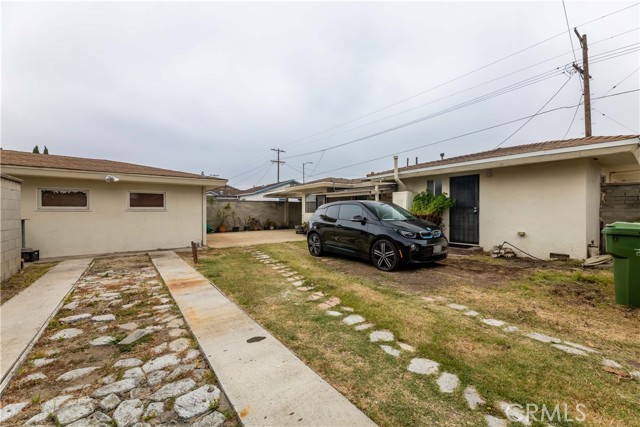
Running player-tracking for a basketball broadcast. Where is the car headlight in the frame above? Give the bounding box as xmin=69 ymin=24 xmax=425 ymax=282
xmin=397 ymin=229 xmax=418 ymax=238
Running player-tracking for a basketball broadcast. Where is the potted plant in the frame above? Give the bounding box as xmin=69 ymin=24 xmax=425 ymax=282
xmin=247 ymin=217 xmax=261 ymax=231
xmin=215 ymin=203 xmax=234 ymax=232
xmin=243 ymin=216 xmax=251 ymax=231
xmin=410 ymin=191 xmax=455 ymax=227
xmin=264 ymin=219 xmax=275 ymax=230
xmin=231 ymin=213 xmax=241 ymax=232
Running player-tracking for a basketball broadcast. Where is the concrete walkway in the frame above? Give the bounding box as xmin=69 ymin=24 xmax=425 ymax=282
xmin=207 ymin=229 xmax=305 ymax=248
xmin=150 ymin=251 xmax=376 ymax=427
xmin=0 ymin=258 xmax=92 ymax=392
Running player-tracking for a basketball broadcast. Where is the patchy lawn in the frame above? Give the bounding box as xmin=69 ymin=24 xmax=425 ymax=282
xmin=1 ymin=262 xmax=57 ymax=304
xmin=191 ymin=243 xmax=639 ymax=427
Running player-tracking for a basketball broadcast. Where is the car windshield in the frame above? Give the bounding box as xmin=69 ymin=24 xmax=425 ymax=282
xmin=367 ymin=202 xmax=416 ymax=221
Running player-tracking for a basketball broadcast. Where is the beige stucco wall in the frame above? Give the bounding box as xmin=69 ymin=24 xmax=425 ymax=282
xmin=1 ymin=176 xmax=22 ymax=280
xmin=400 ymin=159 xmax=600 ymax=259
xmin=18 ymin=177 xmax=206 ymax=258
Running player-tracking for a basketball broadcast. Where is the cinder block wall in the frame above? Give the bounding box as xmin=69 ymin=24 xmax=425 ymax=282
xmin=1 ymin=175 xmax=22 ymax=281
xmin=601 ymin=183 xmax=640 ymax=224
xmin=207 ymin=199 xmax=302 ymax=229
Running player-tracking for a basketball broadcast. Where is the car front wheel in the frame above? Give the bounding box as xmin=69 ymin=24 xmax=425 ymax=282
xmin=371 ymin=239 xmax=400 ymax=271
xmin=308 ymin=232 xmax=324 ymax=257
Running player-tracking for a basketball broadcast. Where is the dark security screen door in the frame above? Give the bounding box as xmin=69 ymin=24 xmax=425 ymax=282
xmin=449 ymin=175 xmax=479 ymax=244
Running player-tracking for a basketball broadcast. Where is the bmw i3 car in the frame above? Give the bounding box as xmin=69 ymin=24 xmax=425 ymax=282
xmin=306 ymin=200 xmax=448 ymax=271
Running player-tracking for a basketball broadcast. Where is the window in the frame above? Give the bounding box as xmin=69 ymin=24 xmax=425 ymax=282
xmin=338 ymin=204 xmax=364 ymax=220
xmin=38 ymin=188 xmax=89 ymax=210
xmin=305 ymin=194 xmax=326 ymax=214
xmin=426 ymin=179 xmax=442 ymax=196
xmin=128 ymin=192 xmax=165 ymax=210
xmin=323 ymin=205 xmax=339 ymax=222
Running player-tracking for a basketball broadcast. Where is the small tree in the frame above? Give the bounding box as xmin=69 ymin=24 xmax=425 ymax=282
xmin=32 ymin=145 xmax=40 ymax=154
xmin=43 ymin=146 xmax=49 ymax=154
xmin=410 ymin=191 xmax=455 ymax=226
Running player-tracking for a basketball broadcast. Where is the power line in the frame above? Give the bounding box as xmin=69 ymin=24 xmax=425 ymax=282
xmin=600 ymin=67 xmax=640 ymax=97
xmin=562 ymin=0 xmax=579 ymax=64
xmin=254 ymin=163 xmax=274 ymax=187
xmin=226 ymin=32 xmax=639 ymax=181
xmin=281 ymin=2 xmax=639 ymax=146
xmin=593 ymin=107 xmax=638 ymax=133
xmin=285 ymin=33 xmax=639 ymax=155
xmin=563 ymin=92 xmax=583 ymax=139
xmin=494 ymin=75 xmax=574 ymax=149
xmin=311 ymin=89 xmax=639 ymax=176
xmin=284 ymin=71 xmax=569 ymax=161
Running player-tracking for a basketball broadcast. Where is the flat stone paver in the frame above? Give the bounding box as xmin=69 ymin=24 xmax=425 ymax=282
xmin=463 ymin=385 xmax=484 ymax=410
xmin=0 ymin=258 xmax=92 ymax=392
xmin=525 ymin=332 xmax=561 ymax=343
xmin=552 ymin=344 xmax=588 ymax=356
xmin=369 ymin=330 xmax=394 ymax=342
xmin=436 ymin=372 xmax=459 ymax=393
xmin=407 ymin=358 xmax=439 ymax=375
xmin=150 ymin=250 xmax=376 ymax=427
xmin=343 ymin=314 xmax=366 ymax=325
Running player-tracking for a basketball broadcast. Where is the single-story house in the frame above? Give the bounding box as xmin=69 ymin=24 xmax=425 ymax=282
xmin=0 ymin=150 xmax=226 ymax=258
xmin=207 ymin=185 xmax=242 ymax=200
xmin=264 ymin=177 xmax=398 ymax=222
xmin=365 ymin=135 xmax=640 ymax=259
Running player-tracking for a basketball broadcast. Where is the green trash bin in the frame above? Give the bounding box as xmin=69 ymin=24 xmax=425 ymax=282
xmin=602 ymin=222 xmax=640 ymax=307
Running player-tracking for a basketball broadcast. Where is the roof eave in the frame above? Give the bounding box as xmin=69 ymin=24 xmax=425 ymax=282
xmin=2 ymin=165 xmax=227 ymax=188
xmin=367 ymin=139 xmax=640 ymax=180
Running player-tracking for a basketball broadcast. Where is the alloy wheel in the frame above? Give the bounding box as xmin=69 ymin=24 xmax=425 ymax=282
xmin=371 ymin=240 xmax=398 ymax=271
xmin=308 ymin=233 xmax=322 ymax=256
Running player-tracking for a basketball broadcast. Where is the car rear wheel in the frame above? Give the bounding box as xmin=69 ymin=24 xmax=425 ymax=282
xmin=308 ymin=232 xmax=324 ymax=257
xmin=371 ymin=239 xmax=400 ymax=271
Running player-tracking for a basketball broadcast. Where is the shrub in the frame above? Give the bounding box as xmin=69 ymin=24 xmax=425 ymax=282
xmin=410 ymin=191 xmax=455 ymax=225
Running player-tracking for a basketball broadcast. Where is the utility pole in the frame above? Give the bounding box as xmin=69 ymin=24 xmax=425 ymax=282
xmin=271 ymin=148 xmax=285 ymax=183
xmin=572 ymin=28 xmax=592 ymax=137
xmin=302 ymin=162 xmax=313 ymax=183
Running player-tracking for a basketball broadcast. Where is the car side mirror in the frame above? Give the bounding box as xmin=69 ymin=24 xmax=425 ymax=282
xmin=351 ymin=215 xmax=366 ymax=223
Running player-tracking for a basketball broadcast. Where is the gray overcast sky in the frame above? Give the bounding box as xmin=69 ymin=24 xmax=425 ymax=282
xmin=2 ymin=1 xmax=639 ymax=188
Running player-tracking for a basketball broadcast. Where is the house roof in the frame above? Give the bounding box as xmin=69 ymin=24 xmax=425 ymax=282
xmin=236 ymin=179 xmax=299 ymax=196
xmin=208 ymin=185 xmax=242 ymax=197
xmin=367 ymin=135 xmax=640 ymax=177
xmin=1 ymin=150 xmax=224 ymax=182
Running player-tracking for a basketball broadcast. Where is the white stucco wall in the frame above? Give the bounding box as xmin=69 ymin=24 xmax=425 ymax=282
xmin=19 ymin=177 xmax=206 ymax=258
xmin=1 ymin=176 xmax=22 ymax=280
xmin=400 ymin=159 xmax=599 ymax=259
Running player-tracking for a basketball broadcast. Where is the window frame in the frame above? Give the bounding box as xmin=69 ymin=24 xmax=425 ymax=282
xmin=126 ymin=191 xmax=167 ymax=211
xmin=37 ymin=187 xmax=90 ymax=211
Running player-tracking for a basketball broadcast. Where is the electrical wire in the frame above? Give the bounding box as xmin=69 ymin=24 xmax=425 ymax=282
xmin=227 ymin=31 xmax=639 ymax=181
xmin=253 ymin=163 xmax=274 ymax=187
xmin=562 ymin=0 xmax=579 ymax=64
xmin=593 ymin=107 xmax=638 ymax=133
xmin=280 ymin=2 xmax=639 ymax=146
xmin=311 ymin=89 xmax=639 ymax=176
xmin=497 ymin=241 xmax=546 ymax=261
xmin=494 ymin=75 xmax=574 ymax=149
xmin=562 ymin=92 xmax=583 ymax=139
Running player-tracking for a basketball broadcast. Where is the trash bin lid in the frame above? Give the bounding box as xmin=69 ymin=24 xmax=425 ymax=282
xmin=602 ymin=221 xmax=640 ymax=236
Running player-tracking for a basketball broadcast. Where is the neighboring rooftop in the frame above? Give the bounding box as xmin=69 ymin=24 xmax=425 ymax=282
xmin=1 ymin=149 xmax=220 ymax=180
xmin=367 ymin=135 xmax=639 ymax=177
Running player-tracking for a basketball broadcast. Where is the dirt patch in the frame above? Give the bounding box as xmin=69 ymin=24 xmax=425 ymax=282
xmin=321 ymin=253 xmax=543 ymax=293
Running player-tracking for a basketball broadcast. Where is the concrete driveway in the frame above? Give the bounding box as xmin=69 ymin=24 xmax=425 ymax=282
xmin=207 ymin=229 xmax=306 ymax=248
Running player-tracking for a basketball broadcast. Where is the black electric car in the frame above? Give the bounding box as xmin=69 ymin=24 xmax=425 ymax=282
xmin=307 ymin=200 xmax=448 ymax=271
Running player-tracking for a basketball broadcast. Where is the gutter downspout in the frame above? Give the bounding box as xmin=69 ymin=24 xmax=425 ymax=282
xmin=393 ymin=155 xmax=407 ymax=191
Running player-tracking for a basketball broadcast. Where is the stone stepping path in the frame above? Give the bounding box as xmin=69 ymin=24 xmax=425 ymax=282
xmin=250 ymin=250 xmax=510 ymax=424
xmin=0 ymin=256 xmax=232 ymax=427
xmin=251 ymin=249 xmax=629 ymax=426
xmin=423 ymin=295 xmax=635 ymax=378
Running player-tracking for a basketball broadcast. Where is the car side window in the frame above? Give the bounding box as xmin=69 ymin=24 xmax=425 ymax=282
xmin=338 ymin=204 xmax=364 ymax=221
xmin=323 ymin=205 xmax=339 ymax=222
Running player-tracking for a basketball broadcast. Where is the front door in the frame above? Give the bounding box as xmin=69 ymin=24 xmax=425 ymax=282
xmin=449 ymin=175 xmax=479 ymax=244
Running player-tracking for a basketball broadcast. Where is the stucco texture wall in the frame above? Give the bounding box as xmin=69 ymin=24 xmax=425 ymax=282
xmin=1 ymin=176 xmax=22 ymax=280
xmin=20 ymin=177 xmax=205 ymax=258
xmin=207 ymin=199 xmax=302 ymax=229
xmin=401 ymin=159 xmax=599 ymax=259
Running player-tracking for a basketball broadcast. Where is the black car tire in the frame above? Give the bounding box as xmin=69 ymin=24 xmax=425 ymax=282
xmin=370 ymin=238 xmax=400 ymax=271
xmin=308 ymin=232 xmax=324 ymax=257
